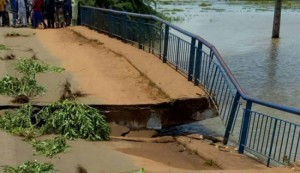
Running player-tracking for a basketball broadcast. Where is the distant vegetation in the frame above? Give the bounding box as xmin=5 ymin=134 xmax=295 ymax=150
xmin=80 ymin=0 xmax=161 ymax=16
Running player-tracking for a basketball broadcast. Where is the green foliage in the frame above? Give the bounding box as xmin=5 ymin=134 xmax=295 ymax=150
xmin=38 ymin=100 xmax=110 ymax=141
xmin=14 ymin=58 xmax=65 ymax=79
xmin=0 ymin=44 xmax=10 ymax=50
xmin=1 ymin=161 xmax=55 ymax=173
xmin=30 ymin=136 xmax=69 ymax=158
xmin=0 ymin=100 xmax=110 ymax=141
xmin=0 ymin=58 xmax=64 ymax=100
xmin=93 ymin=0 xmax=164 ymax=17
xmin=0 ymin=104 xmax=34 ymax=132
xmin=0 ymin=75 xmax=46 ymax=97
xmin=0 ymin=104 xmax=40 ymax=139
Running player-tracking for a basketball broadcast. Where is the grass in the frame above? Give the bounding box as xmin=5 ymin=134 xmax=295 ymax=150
xmin=30 ymin=136 xmax=69 ymax=158
xmin=1 ymin=161 xmax=55 ymax=173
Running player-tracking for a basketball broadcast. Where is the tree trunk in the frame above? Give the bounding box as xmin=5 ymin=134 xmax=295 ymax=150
xmin=272 ymin=0 xmax=282 ymax=38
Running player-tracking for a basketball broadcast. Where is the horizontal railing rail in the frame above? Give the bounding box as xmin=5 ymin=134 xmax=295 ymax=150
xmin=80 ymin=5 xmax=300 ymax=166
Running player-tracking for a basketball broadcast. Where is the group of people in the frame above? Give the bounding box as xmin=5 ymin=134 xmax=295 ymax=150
xmin=0 ymin=0 xmax=72 ymax=28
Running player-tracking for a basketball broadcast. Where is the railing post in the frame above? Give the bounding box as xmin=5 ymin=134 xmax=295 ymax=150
xmin=239 ymin=100 xmax=252 ymax=154
xmin=203 ymin=49 xmax=214 ymax=88
xmin=159 ymin=23 xmax=163 ymax=59
xmin=162 ymin=25 xmax=169 ymax=63
xmin=108 ymin=13 xmax=113 ymax=36
xmin=188 ymin=37 xmax=196 ymax=81
xmin=223 ymin=92 xmax=241 ymax=145
xmin=77 ymin=2 xmax=82 ymax=25
xmin=194 ymin=41 xmax=202 ymax=85
xmin=121 ymin=15 xmax=128 ymax=42
xmin=175 ymin=39 xmax=180 ymax=71
xmin=267 ymin=119 xmax=278 ymax=167
xmin=138 ymin=19 xmax=144 ymax=49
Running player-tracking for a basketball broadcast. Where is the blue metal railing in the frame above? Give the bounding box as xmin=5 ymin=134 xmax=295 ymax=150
xmin=79 ymin=5 xmax=300 ymax=166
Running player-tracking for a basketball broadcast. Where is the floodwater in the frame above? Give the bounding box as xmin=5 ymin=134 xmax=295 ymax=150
xmin=159 ymin=0 xmax=300 ymax=108
xmin=157 ymin=1 xmax=300 ymax=145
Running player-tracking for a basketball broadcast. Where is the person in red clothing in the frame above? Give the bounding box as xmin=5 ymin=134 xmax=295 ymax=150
xmin=32 ymin=0 xmax=47 ymax=28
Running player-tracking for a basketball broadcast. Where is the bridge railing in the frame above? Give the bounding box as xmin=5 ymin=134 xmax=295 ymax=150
xmin=79 ymin=5 xmax=300 ymax=166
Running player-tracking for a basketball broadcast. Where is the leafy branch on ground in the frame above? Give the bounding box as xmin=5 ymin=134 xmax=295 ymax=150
xmin=37 ymin=100 xmax=110 ymax=140
xmin=1 ymin=161 xmax=55 ymax=173
xmin=0 ymin=104 xmax=39 ymax=140
xmin=14 ymin=58 xmax=64 ymax=79
xmin=30 ymin=136 xmax=69 ymax=158
xmin=0 ymin=100 xmax=110 ymax=141
xmin=0 ymin=75 xmax=46 ymax=100
xmin=0 ymin=57 xmax=64 ymax=102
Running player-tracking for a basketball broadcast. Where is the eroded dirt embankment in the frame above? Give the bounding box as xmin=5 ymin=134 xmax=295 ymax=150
xmin=34 ymin=27 xmax=206 ymax=105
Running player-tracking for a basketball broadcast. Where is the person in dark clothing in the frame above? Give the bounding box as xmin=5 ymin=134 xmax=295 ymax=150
xmin=3 ymin=0 xmax=10 ymax=26
xmin=0 ymin=0 xmax=5 ymax=26
xmin=63 ymin=0 xmax=71 ymax=26
xmin=45 ymin=0 xmax=54 ymax=28
xmin=32 ymin=0 xmax=47 ymax=28
xmin=10 ymin=0 xmax=17 ymax=26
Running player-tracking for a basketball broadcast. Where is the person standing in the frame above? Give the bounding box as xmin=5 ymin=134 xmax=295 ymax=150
xmin=18 ymin=0 xmax=27 ymax=26
xmin=32 ymin=0 xmax=47 ymax=28
xmin=63 ymin=0 xmax=71 ymax=26
xmin=0 ymin=0 xmax=5 ymax=26
xmin=10 ymin=0 xmax=17 ymax=26
xmin=45 ymin=0 xmax=54 ymax=28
